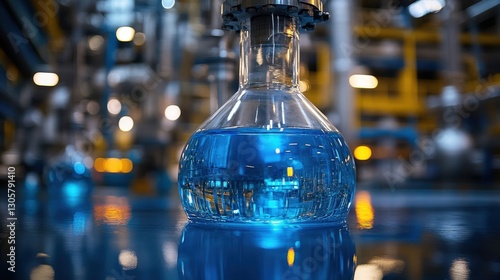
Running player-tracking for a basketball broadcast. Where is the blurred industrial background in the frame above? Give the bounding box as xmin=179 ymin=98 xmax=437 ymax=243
xmin=1 ymin=1 xmax=500 ymax=279
xmin=1 ymin=0 xmax=499 ymax=190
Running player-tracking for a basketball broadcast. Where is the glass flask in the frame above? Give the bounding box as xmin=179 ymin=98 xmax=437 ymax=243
xmin=178 ymin=2 xmax=355 ymax=225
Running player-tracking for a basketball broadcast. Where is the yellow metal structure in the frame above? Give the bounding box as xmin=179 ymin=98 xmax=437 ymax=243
xmin=31 ymin=0 xmax=65 ymax=53
xmin=357 ymin=30 xmax=421 ymax=115
xmin=303 ymin=42 xmax=332 ymax=107
xmin=350 ymin=25 xmax=500 ymax=133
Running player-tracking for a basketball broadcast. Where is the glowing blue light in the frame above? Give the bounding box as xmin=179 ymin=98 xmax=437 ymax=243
xmin=73 ymin=212 xmax=87 ymax=234
xmin=62 ymin=181 xmax=89 ymax=207
xmin=259 ymin=134 xmax=284 ymax=162
xmin=259 ymin=235 xmax=281 ymax=249
xmin=63 ymin=181 xmax=84 ymax=198
xmin=267 ymin=200 xmax=279 ymax=208
xmin=25 ymin=172 xmax=40 ymax=193
xmin=73 ymin=162 xmax=86 ymax=175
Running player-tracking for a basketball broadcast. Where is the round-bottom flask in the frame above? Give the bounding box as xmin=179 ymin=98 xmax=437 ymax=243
xmin=178 ymin=8 xmax=355 ymax=225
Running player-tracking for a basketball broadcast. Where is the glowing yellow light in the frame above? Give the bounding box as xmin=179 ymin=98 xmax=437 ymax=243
xmin=299 ymin=80 xmax=310 ymax=92
xmin=94 ymin=158 xmax=106 ymax=172
xmin=105 ymin=158 xmax=122 ymax=173
xmin=164 ymin=105 xmax=181 ymax=121
xmin=116 ymin=26 xmax=135 ymax=42
xmin=369 ymin=257 xmax=405 ymax=274
xmin=118 ymin=116 xmax=134 ymax=132
xmin=94 ymin=196 xmax=131 ymax=225
xmin=95 ymin=158 xmax=133 ymax=173
xmin=287 ymin=247 xmax=295 ymax=267
xmin=450 ymin=258 xmax=469 ymax=280
xmin=354 ymin=264 xmax=383 ymax=280
xmin=354 ymin=145 xmax=372 ymax=161
xmin=33 ymin=72 xmax=59 ymax=87
xmin=355 ymin=191 xmax=374 ymax=229
xmin=121 ymin=158 xmax=133 ymax=173
xmin=30 ymin=263 xmax=55 ymax=279
xmin=349 ymin=74 xmax=378 ymax=89
xmin=287 ymin=167 xmax=294 ymax=177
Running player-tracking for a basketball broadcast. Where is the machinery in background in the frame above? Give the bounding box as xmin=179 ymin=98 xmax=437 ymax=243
xmin=0 ymin=0 xmax=499 ymax=188
xmin=347 ymin=0 xmax=500 ymax=186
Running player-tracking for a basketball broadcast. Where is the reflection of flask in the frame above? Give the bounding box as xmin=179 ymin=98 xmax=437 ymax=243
xmin=178 ymin=2 xmax=355 ymax=224
xmin=178 ymin=223 xmax=355 ymax=280
xmin=45 ymin=145 xmax=93 ymax=208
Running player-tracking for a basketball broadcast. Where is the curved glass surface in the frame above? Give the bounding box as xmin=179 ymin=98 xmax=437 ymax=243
xmin=177 ymin=223 xmax=356 ymax=280
xmin=178 ymin=14 xmax=355 ymax=224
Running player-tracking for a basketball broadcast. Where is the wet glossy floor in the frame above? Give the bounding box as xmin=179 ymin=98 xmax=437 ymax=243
xmin=2 ymin=185 xmax=500 ymax=280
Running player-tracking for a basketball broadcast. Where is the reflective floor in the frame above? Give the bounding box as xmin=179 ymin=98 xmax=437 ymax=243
xmin=2 ymin=184 xmax=500 ymax=280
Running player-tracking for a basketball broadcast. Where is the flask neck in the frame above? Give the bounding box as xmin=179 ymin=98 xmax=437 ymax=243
xmin=239 ymin=14 xmax=300 ymax=90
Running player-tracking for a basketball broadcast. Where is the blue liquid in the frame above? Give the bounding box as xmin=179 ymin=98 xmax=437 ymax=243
xmin=178 ymin=223 xmax=355 ymax=280
xmin=178 ymin=128 xmax=355 ymax=224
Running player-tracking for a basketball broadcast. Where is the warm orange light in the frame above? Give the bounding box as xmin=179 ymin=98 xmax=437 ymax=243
xmin=287 ymin=247 xmax=295 ymax=267
xmin=94 ymin=158 xmax=106 ymax=172
xmin=121 ymin=159 xmax=133 ymax=173
xmin=94 ymin=196 xmax=131 ymax=225
xmin=355 ymin=191 xmax=374 ymax=229
xmin=105 ymin=158 xmax=122 ymax=173
xmin=94 ymin=158 xmax=133 ymax=173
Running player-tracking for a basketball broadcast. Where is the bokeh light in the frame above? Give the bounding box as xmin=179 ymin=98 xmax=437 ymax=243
xmin=107 ymin=98 xmax=122 ymax=115
xmin=33 ymin=72 xmax=59 ymax=87
xmin=164 ymin=105 xmax=181 ymax=121
xmin=116 ymin=26 xmax=135 ymax=42
xmin=118 ymin=116 xmax=134 ymax=132
xmin=354 ymin=145 xmax=372 ymax=161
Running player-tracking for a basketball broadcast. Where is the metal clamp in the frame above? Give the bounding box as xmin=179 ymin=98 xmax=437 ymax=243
xmin=221 ymin=0 xmax=329 ymax=31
